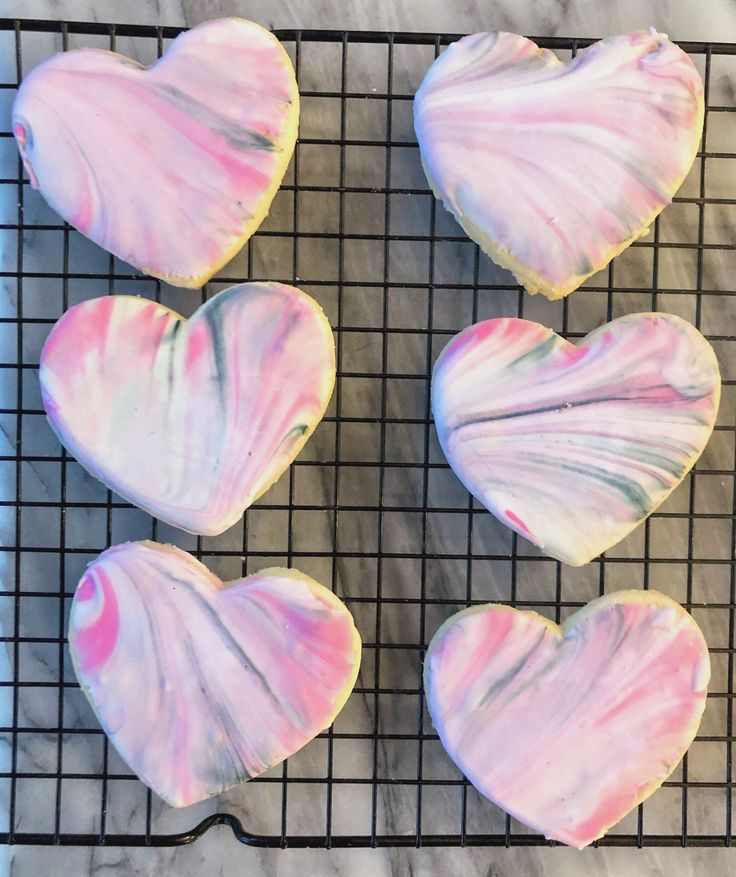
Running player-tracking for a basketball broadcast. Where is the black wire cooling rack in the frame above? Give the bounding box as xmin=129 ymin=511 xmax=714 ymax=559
xmin=0 ymin=18 xmax=735 ymax=849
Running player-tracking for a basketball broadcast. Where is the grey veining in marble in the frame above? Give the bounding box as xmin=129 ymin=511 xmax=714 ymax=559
xmin=1 ymin=1 xmax=736 ymax=876
xmin=4 ymin=0 xmax=736 ymax=42
xmin=9 ymin=840 xmax=736 ymax=877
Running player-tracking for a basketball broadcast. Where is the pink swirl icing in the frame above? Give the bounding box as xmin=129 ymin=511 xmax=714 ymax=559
xmin=40 ymin=283 xmax=336 ymax=535
xmin=432 ymin=313 xmax=720 ymax=565
xmin=12 ymin=18 xmax=299 ymax=287
xmin=425 ymin=590 xmax=710 ymax=847
xmin=69 ymin=541 xmax=362 ymax=807
xmin=414 ymin=31 xmax=704 ymax=299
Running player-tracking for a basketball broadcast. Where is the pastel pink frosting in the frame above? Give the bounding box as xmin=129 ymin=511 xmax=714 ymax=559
xmin=425 ymin=591 xmax=710 ymax=847
xmin=414 ymin=31 xmax=704 ymax=299
xmin=12 ymin=18 xmax=299 ymax=287
xmin=432 ymin=313 xmax=720 ymax=565
xmin=40 ymin=283 xmax=335 ymax=535
xmin=70 ymin=541 xmax=362 ymax=807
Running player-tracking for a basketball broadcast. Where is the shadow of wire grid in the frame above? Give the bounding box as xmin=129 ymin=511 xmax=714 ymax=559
xmin=0 ymin=19 xmax=734 ymax=849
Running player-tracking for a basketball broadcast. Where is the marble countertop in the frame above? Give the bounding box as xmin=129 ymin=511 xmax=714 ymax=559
xmin=3 ymin=0 xmax=736 ymax=41
xmin=3 ymin=1 xmax=736 ymax=876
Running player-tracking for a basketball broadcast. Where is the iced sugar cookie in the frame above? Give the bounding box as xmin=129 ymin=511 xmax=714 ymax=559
xmin=70 ymin=541 xmax=361 ymax=807
xmin=432 ymin=313 xmax=720 ymax=565
xmin=13 ymin=18 xmax=298 ymax=287
xmin=40 ymin=283 xmax=335 ymax=535
xmin=425 ymin=590 xmax=709 ymax=848
xmin=414 ymin=31 xmax=703 ymax=299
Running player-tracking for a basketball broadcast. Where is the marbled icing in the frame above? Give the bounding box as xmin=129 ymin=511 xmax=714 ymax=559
xmin=12 ymin=18 xmax=298 ymax=287
xmin=424 ymin=590 xmax=710 ymax=848
xmin=40 ymin=283 xmax=335 ymax=535
xmin=69 ymin=541 xmax=362 ymax=807
xmin=414 ymin=30 xmax=704 ymax=299
xmin=432 ymin=313 xmax=720 ymax=565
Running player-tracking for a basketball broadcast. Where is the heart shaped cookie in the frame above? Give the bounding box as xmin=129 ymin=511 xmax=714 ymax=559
xmin=40 ymin=283 xmax=335 ymax=535
xmin=414 ymin=31 xmax=704 ymax=299
xmin=432 ymin=313 xmax=720 ymax=565
xmin=70 ymin=541 xmax=361 ymax=807
xmin=424 ymin=591 xmax=710 ymax=848
xmin=12 ymin=18 xmax=298 ymax=287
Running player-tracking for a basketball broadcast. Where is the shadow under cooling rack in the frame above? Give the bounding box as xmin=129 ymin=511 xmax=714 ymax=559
xmin=0 ymin=19 xmax=735 ymax=849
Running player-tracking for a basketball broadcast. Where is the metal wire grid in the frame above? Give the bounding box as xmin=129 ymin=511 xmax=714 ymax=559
xmin=0 ymin=19 xmax=734 ymax=848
